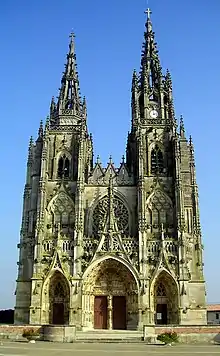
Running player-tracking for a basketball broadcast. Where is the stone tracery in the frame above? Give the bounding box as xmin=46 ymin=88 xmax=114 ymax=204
xmin=92 ymin=196 xmax=129 ymax=235
xmin=46 ymin=191 xmax=75 ymax=238
xmin=146 ymin=189 xmax=173 ymax=231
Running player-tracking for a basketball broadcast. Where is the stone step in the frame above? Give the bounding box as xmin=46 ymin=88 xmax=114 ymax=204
xmin=74 ymin=338 xmax=144 ymax=343
xmin=76 ymin=330 xmax=143 ymax=342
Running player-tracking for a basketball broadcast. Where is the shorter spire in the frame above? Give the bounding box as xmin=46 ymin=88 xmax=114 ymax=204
xmin=180 ymin=115 xmax=185 ymax=138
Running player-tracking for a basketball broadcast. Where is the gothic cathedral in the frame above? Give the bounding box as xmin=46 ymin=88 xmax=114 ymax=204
xmin=15 ymin=10 xmax=207 ymax=329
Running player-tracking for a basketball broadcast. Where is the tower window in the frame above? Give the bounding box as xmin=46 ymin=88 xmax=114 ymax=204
xmin=57 ymin=155 xmax=70 ymax=178
xmin=151 ymin=145 xmax=163 ymax=174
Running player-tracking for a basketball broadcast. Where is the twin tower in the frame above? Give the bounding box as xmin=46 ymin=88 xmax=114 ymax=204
xmin=15 ymin=10 xmax=206 ymax=329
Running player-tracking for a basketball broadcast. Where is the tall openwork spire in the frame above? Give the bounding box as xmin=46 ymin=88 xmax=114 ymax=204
xmin=50 ymin=32 xmax=86 ymax=126
xmin=130 ymin=8 xmax=176 ymax=130
xmin=140 ymin=8 xmax=162 ymax=101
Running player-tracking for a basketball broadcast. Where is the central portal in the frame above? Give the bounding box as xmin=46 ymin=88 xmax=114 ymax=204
xmin=82 ymin=258 xmax=139 ymax=330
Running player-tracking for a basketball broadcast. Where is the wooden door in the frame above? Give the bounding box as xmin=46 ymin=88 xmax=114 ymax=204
xmin=156 ymin=304 xmax=167 ymax=325
xmin=52 ymin=303 xmax=64 ymax=325
xmin=113 ymin=296 xmax=126 ymax=330
xmin=94 ymin=296 xmax=107 ymax=329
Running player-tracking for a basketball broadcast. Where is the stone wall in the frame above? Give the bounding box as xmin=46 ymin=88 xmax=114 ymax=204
xmin=154 ymin=325 xmax=220 ymax=343
xmin=0 ymin=325 xmax=76 ymax=342
xmin=0 ymin=325 xmax=40 ymax=340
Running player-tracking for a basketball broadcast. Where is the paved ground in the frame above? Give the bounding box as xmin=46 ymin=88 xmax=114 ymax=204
xmin=1 ymin=342 xmax=220 ymax=356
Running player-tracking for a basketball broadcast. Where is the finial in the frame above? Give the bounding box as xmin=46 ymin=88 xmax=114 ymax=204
xmin=96 ymin=155 xmax=100 ymax=164
xmin=144 ymin=7 xmax=152 ymax=20
xmin=121 ymin=155 xmax=125 ymax=164
xmin=109 ymin=155 xmax=113 ymax=164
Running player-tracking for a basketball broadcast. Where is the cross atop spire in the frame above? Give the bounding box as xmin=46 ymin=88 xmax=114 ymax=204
xmin=144 ymin=7 xmax=152 ymax=20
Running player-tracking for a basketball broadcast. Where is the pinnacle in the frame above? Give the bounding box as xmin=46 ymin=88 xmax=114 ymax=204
xmin=29 ymin=136 xmax=33 ymax=147
xmin=180 ymin=115 xmax=185 ymax=138
xmin=108 ymin=155 xmax=114 ymax=164
xmin=96 ymin=155 xmax=101 ymax=164
xmin=38 ymin=120 xmax=44 ymax=138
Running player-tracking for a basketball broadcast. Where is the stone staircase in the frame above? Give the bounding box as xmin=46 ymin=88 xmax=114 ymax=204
xmin=75 ymin=330 xmax=144 ymax=343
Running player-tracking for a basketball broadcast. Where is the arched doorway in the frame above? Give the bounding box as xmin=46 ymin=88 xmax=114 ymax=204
xmin=153 ymin=271 xmax=179 ymax=325
xmin=82 ymin=258 xmax=139 ymax=330
xmin=49 ymin=271 xmax=70 ymax=325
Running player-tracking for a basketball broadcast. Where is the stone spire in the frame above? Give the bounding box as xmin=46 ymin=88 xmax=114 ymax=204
xmin=140 ymin=8 xmax=162 ymax=100
xmin=50 ymin=32 xmax=84 ymax=126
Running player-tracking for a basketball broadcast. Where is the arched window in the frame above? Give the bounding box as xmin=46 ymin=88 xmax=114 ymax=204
xmin=156 ymin=282 xmax=166 ymax=297
xmin=151 ymin=145 xmax=163 ymax=174
xmin=57 ymin=155 xmax=70 ymax=178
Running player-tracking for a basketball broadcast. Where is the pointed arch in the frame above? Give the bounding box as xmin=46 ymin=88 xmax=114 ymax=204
xmin=53 ymin=150 xmax=72 ymax=180
xmin=151 ymin=144 xmax=164 ymax=174
xmin=82 ymin=256 xmax=139 ymax=330
xmin=150 ymin=269 xmax=179 ymax=325
xmin=48 ymin=270 xmax=70 ymax=325
xmin=57 ymin=154 xmax=70 ymax=178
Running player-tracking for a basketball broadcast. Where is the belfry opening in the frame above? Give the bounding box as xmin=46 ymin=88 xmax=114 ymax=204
xmin=82 ymin=259 xmax=139 ymax=330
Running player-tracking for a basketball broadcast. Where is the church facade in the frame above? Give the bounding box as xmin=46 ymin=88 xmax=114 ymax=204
xmin=15 ymin=10 xmax=207 ymax=329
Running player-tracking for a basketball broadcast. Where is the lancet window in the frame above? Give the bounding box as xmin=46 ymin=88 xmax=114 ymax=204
xmin=151 ymin=145 xmax=163 ymax=174
xmin=57 ymin=155 xmax=70 ymax=178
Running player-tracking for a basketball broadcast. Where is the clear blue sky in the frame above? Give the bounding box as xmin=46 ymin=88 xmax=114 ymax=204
xmin=0 ymin=0 xmax=219 ymax=309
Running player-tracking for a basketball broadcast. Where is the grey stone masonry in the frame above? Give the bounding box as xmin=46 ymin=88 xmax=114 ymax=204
xmin=15 ymin=9 xmax=206 ymax=329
